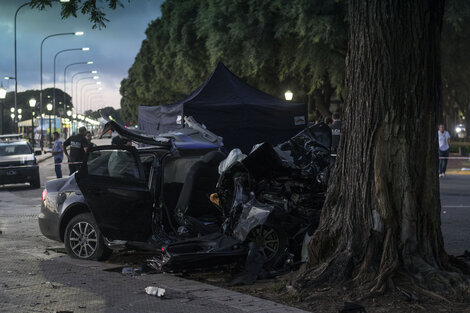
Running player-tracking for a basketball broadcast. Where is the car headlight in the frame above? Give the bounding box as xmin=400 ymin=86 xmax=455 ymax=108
xmin=456 ymin=127 xmax=462 ymax=133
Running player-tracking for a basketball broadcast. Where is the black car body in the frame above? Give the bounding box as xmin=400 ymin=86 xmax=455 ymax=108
xmin=0 ymin=134 xmax=41 ymax=188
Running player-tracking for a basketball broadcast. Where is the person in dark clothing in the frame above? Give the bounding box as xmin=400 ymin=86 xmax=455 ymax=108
xmin=63 ymin=127 xmax=89 ymax=175
xmin=324 ymin=117 xmax=333 ymax=126
xmin=330 ymin=112 xmax=342 ymax=154
xmin=111 ymin=133 xmax=122 ymax=145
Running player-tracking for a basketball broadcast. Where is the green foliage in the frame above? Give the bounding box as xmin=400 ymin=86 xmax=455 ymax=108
xmin=30 ymin=0 xmax=128 ymax=29
xmin=120 ymin=0 xmax=348 ymax=123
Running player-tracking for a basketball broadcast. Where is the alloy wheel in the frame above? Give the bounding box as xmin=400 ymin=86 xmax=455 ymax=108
xmin=68 ymin=221 xmax=98 ymax=258
xmin=247 ymin=225 xmax=280 ymax=262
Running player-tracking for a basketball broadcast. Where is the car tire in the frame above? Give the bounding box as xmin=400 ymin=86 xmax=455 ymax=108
xmin=30 ymin=172 xmax=40 ymax=189
xmin=64 ymin=213 xmax=111 ymax=261
xmin=246 ymin=223 xmax=288 ymax=267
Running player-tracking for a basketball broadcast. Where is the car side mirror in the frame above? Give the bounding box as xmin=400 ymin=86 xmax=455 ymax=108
xmin=34 ymin=150 xmax=42 ymax=156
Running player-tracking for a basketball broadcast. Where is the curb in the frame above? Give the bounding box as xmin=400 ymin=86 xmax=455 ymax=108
xmin=55 ymin=256 xmax=309 ymax=313
xmin=445 ymin=170 xmax=470 ymax=175
xmin=36 ymin=152 xmax=53 ymax=164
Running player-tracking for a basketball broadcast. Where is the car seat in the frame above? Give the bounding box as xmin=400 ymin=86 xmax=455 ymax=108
xmin=175 ymin=151 xmax=226 ymax=235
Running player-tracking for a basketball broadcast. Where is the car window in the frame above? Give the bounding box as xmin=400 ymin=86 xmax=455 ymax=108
xmin=87 ymin=149 xmax=141 ymax=181
xmin=0 ymin=144 xmax=32 ymax=156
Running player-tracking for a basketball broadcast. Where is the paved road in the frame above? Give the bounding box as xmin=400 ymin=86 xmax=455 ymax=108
xmin=440 ymin=175 xmax=470 ymax=256
xmin=0 ymin=142 xmax=305 ymax=313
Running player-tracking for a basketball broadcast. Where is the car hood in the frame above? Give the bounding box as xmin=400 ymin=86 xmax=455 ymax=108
xmin=101 ymin=116 xmax=223 ymax=150
xmin=0 ymin=154 xmax=35 ymax=166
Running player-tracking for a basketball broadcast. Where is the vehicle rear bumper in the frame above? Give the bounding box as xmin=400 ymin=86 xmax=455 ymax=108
xmin=38 ymin=201 xmax=61 ymax=242
xmin=0 ymin=165 xmax=39 ymax=184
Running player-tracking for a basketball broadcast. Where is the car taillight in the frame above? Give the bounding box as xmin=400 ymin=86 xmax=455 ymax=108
xmin=42 ymin=189 xmax=48 ymax=202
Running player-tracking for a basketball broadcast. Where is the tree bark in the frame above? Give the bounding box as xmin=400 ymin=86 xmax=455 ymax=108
xmin=297 ymin=0 xmax=468 ymax=296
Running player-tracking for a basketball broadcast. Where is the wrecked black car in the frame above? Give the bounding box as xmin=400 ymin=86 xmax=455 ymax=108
xmin=150 ymin=122 xmax=332 ymax=274
xmin=39 ymin=117 xmax=332 ymax=276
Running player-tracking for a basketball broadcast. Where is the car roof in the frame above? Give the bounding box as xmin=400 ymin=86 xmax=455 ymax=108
xmin=0 ymin=134 xmax=26 ymax=144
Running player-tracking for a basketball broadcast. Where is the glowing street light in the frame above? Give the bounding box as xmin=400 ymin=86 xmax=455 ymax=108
xmin=284 ymin=90 xmax=293 ymax=101
xmin=29 ymin=98 xmax=37 ymax=147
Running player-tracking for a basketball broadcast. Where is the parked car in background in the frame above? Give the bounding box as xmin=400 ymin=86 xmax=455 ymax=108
xmin=0 ymin=134 xmax=41 ymax=188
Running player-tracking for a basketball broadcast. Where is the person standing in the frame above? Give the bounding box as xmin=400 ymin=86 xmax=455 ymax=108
xmin=85 ymin=131 xmax=96 ymax=148
xmin=63 ymin=127 xmax=89 ymax=175
xmin=330 ymin=112 xmax=342 ymax=154
xmin=438 ymin=124 xmax=451 ymax=177
xmin=51 ymin=131 xmax=63 ymax=178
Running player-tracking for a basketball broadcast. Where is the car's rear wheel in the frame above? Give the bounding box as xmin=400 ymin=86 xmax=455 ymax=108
xmin=64 ymin=213 xmax=111 ymax=261
xmin=30 ymin=172 xmax=40 ymax=189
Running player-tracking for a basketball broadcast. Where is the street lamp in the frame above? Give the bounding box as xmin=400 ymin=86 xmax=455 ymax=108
xmin=74 ymin=77 xmax=99 ymax=114
xmin=70 ymin=69 xmax=96 ymax=110
xmin=284 ymin=90 xmax=293 ymax=101
xmin=53 ymin=48 xmax=90 ymax=132
xmin=29 ymin=98 xmax=36 ymax=147
xmin=80 ymin=82 xmax=101 ymax=115
xmin=63 ymin=62 xmax=94 ymax=113
xmin=39 ymin=31 xmax=84 ymax=151
xmin=0 ymin=82 xmax=6 ymax=135
xmin=46 ymin=103 xmax=53 ymax=147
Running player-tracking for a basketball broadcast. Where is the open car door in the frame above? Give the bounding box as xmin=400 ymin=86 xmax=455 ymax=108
xmin=75 ymin=145 xmax=154 ymax=241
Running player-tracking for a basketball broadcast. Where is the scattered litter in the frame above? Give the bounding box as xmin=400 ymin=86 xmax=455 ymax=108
xmin=145 ymin=286 xmax=166 ymax=297
xmin=0 ymin=230 xmax=3 ymax=234
xmin=121 ymin=267 xmax=138 ymax=275
xmin=396 ymin=286 xmax=419 ymax=301
xmin=78 ymin=305 xmax=86 ymax=309
xmin=45 ymin=281 xmax=57 ymax=289
xmin=443 ymin=211 xmax=447 ymax=214
xmin=339 ymin=302 xmax=367 ymax=313
xmin=461 ymin=168 xmax=470 ymax=171
xmin=43 ymin=250 xmax=50 ymax=255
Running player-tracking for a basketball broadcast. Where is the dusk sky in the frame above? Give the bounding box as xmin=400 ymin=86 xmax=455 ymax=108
xmin=0 ymin=0 xmax=163 ymax=112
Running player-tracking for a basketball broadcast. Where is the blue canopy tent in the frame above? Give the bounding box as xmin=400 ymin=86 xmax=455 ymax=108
xmin=138 ymin=63 xmax=307 ymax=152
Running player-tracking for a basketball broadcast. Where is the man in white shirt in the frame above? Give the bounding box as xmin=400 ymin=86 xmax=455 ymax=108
xmin=438 ymin=124 xmax=451 ymax=177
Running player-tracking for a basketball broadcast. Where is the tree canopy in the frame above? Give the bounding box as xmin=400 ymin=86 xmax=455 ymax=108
xmin=117 ymin=0 xmax=470 ymax=128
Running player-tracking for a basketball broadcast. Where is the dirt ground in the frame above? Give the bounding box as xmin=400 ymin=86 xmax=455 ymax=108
xmin=184 ymin=269 xmax=470 ymax=313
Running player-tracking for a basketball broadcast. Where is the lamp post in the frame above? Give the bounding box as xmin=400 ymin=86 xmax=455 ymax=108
xmin=46 ymin=103 xmax=53 ymax=147
xmin=53 ymin=48 xmax=90 ymax=132
xmin=69 ymin=68 xmax=95 ymax=111
xmin=13 ymin=2 xmax=31 ymax=135
xmin=74 ymin=77 xmax=99 ymax=114
xmin=29 ymin=98 xmax=36 ymax=147
xmin=284 ymin=90 xmax=293 ymax=101
xmin=64 ymin=62 xmax=94 ymax=114
xmin=0 ymin=82 xmax=6 ymax=135
xmin=71 ymin=73 xmax=97 ymax=111
xmin=87 ymin=93 xmax=103 ymax=113
xmin=40 ymin=31 xmax=83 ymax=151
xmin=80 ymin=82 xmax=101 ymax=115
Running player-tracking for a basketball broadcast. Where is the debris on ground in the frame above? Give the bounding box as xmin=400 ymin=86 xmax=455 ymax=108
xmin=145 ymin=286 xmax=166 ymax=297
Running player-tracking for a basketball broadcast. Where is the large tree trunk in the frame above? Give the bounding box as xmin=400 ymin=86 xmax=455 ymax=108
xmin=296 ymin=0 xmax=468 ymax=296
